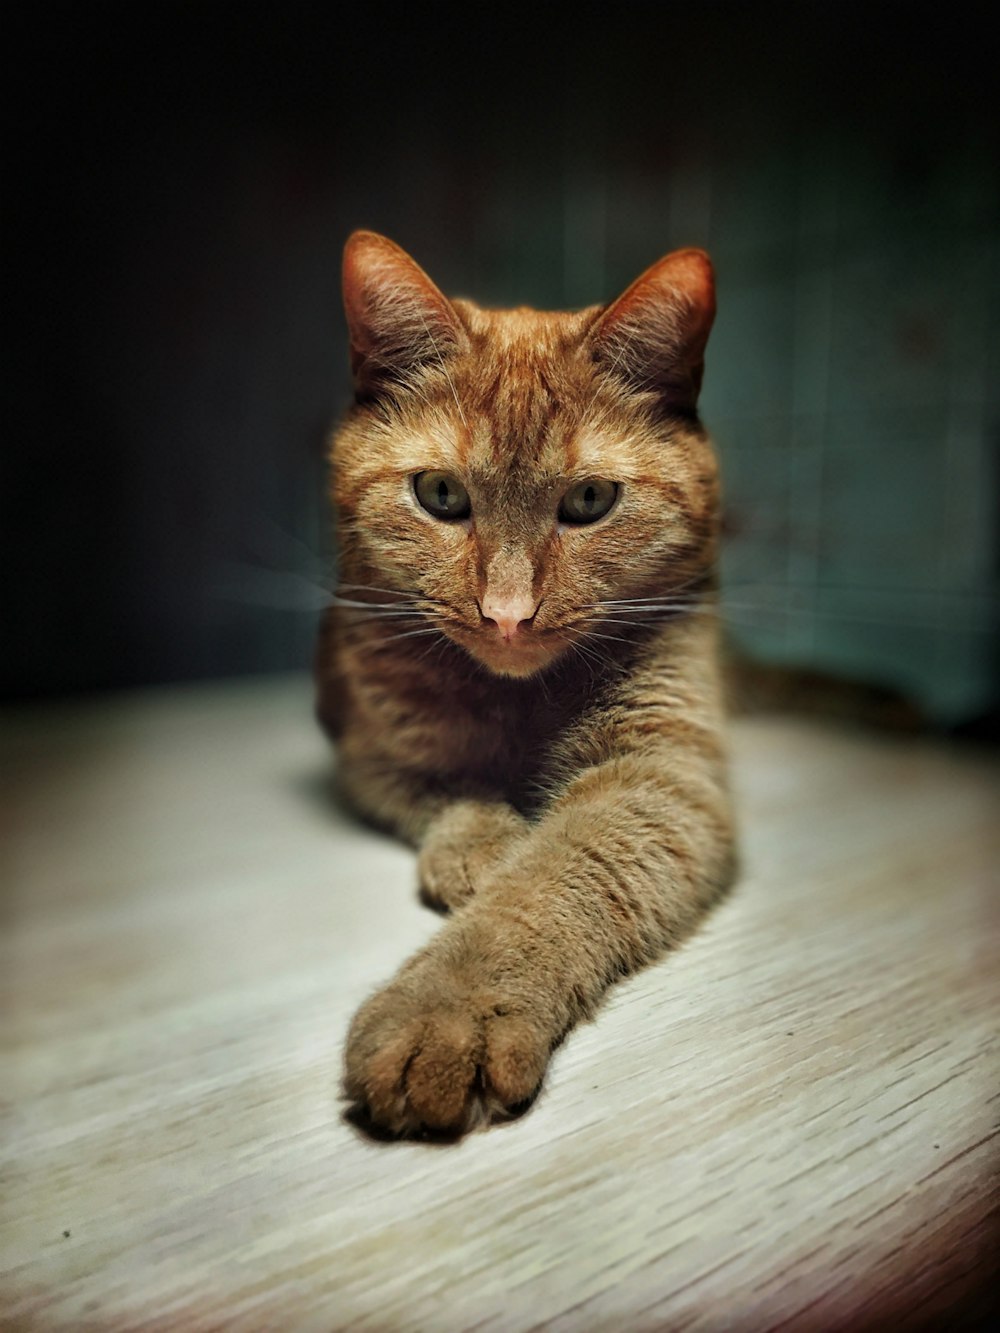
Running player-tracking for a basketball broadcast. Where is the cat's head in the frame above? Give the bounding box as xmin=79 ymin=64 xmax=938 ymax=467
xmin=330 ymin=230 xmax=719 ymax=679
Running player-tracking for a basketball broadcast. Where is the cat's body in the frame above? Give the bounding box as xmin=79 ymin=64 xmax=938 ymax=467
xmin=317 ymin=232 xmax=735 ymax=1135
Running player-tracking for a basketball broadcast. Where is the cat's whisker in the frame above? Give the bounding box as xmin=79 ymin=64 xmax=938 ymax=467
xmin=367 ymin=627 xmax=445 ymax=647
xmin=412 ymin=632 xmax=452 ymax=667
xmin=334 ymin=606 xmax=428 ymax=619
xmin=594 ymin=604 xmax=706 ymax=616
xmin=586 ymin=590 xmax=706 ymax=607
xmin=591 ymin=568 xmax=714 ymax=604
xmin=334 ymin=615 xmax=428 ymax=628
xmin=566 ymin=630 xmax=629 ymax=677
xmin=330 ymin=596 xmax=427 ymax=611
xmin=587 ymin=594 xmax=999 ymax=636
xmin=584 ymin=600 xmax=704 ymax=614
xmin=334 ymin=584 xmax=453 ymax=614
xmin=592 ymin=616 xmax=704 ymax=630
xmin=333 ymin=605 xmax=426 ymax=613
xmin=582 ymin=629 xmax=642 ymax=647
xmin=336 ymin=582 xmax=425 ymax=599
xmin=566 ymin=639 xmax=601 ymax=684
xmin=333 ymin=611 xmax=427 ymax=623
xmin=599 ymin=614 xmax=713 ymax=628
xmin=586 ymin=597 xmax=704 ymax=607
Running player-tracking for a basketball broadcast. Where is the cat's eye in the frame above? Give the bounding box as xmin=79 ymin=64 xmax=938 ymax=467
xmin=413 ymin=471 xmax=471 ymax=521
xmin=559 ymin=478 xmax=619 ymax=525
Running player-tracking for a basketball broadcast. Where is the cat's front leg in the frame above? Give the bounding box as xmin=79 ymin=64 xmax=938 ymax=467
xmin=418 ymin=800 xmax=529 ymax=911
xmin=338 ymin=754 xmax=528 ymax=909
xmin=344 ymin=749 xmax=735 ymax=1135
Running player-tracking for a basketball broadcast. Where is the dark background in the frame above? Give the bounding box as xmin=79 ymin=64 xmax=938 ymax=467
xmin=5 ymin=1 xmax=999 ymax=722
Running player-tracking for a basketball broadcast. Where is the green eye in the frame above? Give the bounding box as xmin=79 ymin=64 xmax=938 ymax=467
xmin=559 ymin=478 xmax=619 ymax=525
xmin=414 ymin=471 xmax=471 ymax=521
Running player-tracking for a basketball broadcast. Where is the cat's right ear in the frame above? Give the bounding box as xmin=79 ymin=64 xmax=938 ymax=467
xmin=342 ymin=231 xmax=468 ymax=398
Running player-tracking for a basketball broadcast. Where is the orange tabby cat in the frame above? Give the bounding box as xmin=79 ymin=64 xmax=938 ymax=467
xmin=316 ymin=231 xmax=735 ymax=1135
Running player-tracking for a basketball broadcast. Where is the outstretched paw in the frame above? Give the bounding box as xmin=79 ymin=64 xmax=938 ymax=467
xmin=344 ymin=965 xmax=552 ymax=1136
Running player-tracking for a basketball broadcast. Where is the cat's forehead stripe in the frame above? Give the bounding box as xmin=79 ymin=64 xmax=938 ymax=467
xmin=573 ymin=432 xmax=643 ymax=476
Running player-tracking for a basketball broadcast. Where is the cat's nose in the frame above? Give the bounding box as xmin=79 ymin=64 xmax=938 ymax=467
xmin=479 ymin=593 xmax=538 ymax=641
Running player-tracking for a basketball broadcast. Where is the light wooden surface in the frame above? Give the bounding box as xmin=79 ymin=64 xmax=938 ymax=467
xmin=2 ymin=675 xmax=998 ymax=1330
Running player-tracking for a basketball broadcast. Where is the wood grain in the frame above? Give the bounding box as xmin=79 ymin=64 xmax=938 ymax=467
xmin=2 ymin=675 xmax=998 ymax=1329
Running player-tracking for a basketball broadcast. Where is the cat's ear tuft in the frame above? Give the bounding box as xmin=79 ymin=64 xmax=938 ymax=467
xmin=342 ymin=231 xmax=468 ymax=397
xmin=590 ymin=249 xmax=716 ymax=411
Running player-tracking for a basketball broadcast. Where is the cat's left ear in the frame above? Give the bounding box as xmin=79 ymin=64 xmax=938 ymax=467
xmin=590 ymin=249 xmax=716 ymax=411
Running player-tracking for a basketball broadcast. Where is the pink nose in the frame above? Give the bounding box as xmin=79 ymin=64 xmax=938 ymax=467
xmin=480 ymin=593 xmax=538 ymax=641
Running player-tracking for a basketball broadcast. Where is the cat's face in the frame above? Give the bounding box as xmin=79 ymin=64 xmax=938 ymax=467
xmin=331 ymin=233 xmax=719 ymax=679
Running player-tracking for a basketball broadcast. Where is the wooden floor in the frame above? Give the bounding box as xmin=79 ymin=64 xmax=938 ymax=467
xmin=2 ymin=675 xmax=998 ymax=1330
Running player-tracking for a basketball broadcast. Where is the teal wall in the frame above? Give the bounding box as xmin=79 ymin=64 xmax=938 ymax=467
xmin=702 ymin=136 xmax=997 ymax=721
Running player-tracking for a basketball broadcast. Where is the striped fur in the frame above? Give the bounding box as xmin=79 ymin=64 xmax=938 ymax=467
xmin=318 ymin=231 xmax=735 ymax=1135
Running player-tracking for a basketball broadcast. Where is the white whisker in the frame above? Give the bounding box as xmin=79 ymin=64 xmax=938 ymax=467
xmin=583 ymin=629 xmax=640 ymax=647
xmin=595 ymin=604 xmax=704 ymax=615
xmin=335 ymin=601 xmax=423 ymax=611
xmin=587 ymin=591 xmax=705 ymax=606
xmin=332 ymin=600 xmax=426 ymax=615
xmin=368 ymin=627 xmax=444 ymax=647
xmin=336 ymin=582 xmax=421 ymax=599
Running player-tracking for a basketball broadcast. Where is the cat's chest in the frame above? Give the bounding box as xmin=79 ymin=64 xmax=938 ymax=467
xmin=336 ymin=629 xmax=582 ymax=782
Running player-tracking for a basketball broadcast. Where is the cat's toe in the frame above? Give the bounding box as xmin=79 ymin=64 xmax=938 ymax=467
xmin=343 ymin=1016 xmax=422 ymax=1134
xmin=483 ymin=1013 xmax=549 ymax=1110
xmin=403 ymin=1011 xmax=480 ymax=1129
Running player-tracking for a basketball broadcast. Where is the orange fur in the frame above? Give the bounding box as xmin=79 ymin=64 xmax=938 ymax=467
xmin=317 ymin=230 xmax=735 ymax=1135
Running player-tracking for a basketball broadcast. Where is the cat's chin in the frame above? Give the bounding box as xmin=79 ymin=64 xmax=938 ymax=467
xmin=454 ymin=633 xmax=564 ymax=679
